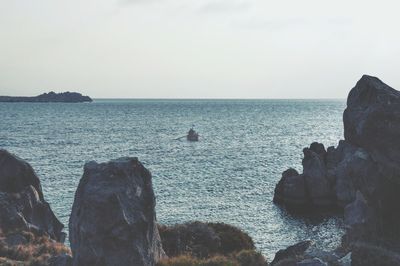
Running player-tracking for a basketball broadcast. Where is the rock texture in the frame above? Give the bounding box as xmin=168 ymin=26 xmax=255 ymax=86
xmin=0 ymin=149 xmax=65 ymax=242
xmin=273 ymin=75 xmax=400 ymax=265
xmin=69 ymin=157 xmax=165 ymax=266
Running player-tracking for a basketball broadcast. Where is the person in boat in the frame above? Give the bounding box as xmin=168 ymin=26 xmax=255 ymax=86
xmin=187 ymin=127 xmax=199 ymax=141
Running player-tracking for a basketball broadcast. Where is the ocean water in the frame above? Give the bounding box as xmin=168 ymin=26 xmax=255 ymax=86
xmin=0 ymin=99 xmax=346 ymax=260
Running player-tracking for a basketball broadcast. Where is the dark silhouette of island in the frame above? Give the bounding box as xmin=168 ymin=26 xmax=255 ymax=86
xmin=0 ymin=91 xmax=92 ymax=103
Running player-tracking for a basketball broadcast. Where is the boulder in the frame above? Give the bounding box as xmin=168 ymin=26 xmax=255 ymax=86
xmin=0 ymin=149 xmax=43 ymax=200
xmin=69 ymin=157 xmax=166 ymax=266
xmin=0 ymin=149 xmax=64 ymax=242
xmin=271 ymin=240 xmax=312 ymax=265
xmin=302 ymin=144 xmax=334 ymax=207
xmin=344 ymin=75 xmax=400 ymax=167
xmin=0 ymin=185 xmax=65 ymax=242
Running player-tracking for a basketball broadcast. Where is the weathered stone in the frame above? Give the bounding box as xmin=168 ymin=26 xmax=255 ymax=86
xmin=0 ymin=185 xmax=65 ymax=242
xmin=69 ymin=157 xmax=165 ymax=266
xmin=302 ymin=146 xmax=333 ymax=208
xmin=271 ymin=240 xmax=312 ymax=265
xmin=0 ymin=149 xmax=43 ymax=200
xmin=344 ymin=75 xmax=400 ymax=167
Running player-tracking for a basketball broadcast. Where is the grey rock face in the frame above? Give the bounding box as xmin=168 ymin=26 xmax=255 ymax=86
xmin=69 ymin=157 xmax=165 ymax=266
xmin=0 ymin=185 xmax=65 ymax=242
xmin=273 ymin=75 xmax=400 ymax=265
xmin=344 ymin=75 xmax=400 ymax=167
xmin=0 ymin=149 xmax=43 ymax=200
xmin=0 ymin=150 xmax=64 ymax=242
xmin=271 ymin=240 xmax=312 ymax=265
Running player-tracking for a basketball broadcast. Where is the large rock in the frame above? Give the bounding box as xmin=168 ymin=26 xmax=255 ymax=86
xmin=0 ymin=149 xmax=43 ymax=200
xmin=0 ymin=149 xmax=64 ymax=242
xmin=69 ymin=157 xmax=165 ymax=266
xmin=302 ymin=144 xmax=334 ymax=207
xmin=344 ymin=75 xmax=400 ymax=167
xmin=0 ymin=186 xmax=65 ymax=242
xmin=273 ymin=75 xmax=400 ymax=264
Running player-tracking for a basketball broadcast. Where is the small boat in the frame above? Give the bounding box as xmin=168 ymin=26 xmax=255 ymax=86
xmin=187 ymin=128 xmax=199 ymax=141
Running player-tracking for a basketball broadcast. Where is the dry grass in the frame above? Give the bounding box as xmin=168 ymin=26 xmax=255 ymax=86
xmin=157 ymin=250 xmax=267 ymax=266
xmin=0 ymin=230 xmax=71 ymax=266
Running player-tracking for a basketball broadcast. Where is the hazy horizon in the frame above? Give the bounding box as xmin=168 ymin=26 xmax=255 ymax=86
xmin=1 ymin=0 xmax=400 ymax=99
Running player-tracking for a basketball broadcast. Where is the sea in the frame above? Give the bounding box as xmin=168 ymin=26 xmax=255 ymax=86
xmin=0 ymin=99 xmax=346 ymax=260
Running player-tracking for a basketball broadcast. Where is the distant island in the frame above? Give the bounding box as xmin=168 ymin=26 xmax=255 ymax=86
xmin=0 ymin=91 xmax=92 ymax=103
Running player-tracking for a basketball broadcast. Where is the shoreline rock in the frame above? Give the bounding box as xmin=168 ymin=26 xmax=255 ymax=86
xmin=69 ymin=157 xmax=166 ymax=266
xmin=273 ymin=75 xmax=400 ymax=265
xmin=0 ymin=149 xmax=65 ymax=242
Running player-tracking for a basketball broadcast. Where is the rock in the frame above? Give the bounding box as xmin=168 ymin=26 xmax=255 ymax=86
xmin=351 ymin=242 xmax=400 ymax=266
xmin=0 ymin=149 xmax=43 ymax=200
xmin=0 ymin=150 xmax=64 ymax=242
xmin=302 ymin=144 xmax=333 ymax=207
xmin=48 ymin=254 xmax=73 ymax=266
xmin=344 ymin=191 xmax=371 ymax=228
xmin=271 ymin=240 xmax=312 ymax=265
xmin=0 ymin=185 xmax=65 ymax=242
xmin=337 ymin=252 xmax=351 ymax=266
xmin=273 ymin=168 xmax=300 ymax=205
xmin=297 ymin=258 xmax=327 ymax=266
xmin=273 ymin=76 xmax=400 ymax=266
xmin=344 ymin=75 xmax=400 ymax=167
xmin=69 ymin=157 xmax=166 ymax=266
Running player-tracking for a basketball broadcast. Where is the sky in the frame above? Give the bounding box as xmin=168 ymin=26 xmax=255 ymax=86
xmin=1 ymin=0 xmax=400 ymax=99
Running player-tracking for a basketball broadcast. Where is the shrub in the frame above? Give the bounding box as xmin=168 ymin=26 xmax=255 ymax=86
xmin=0 ymin=230 xmax=71 ymax=266
xmin=207 ymin=223 xmax=255 ymax=255
xmin=234 ymin=250 xmax=267 ymax=266
xmin=158 ymin=221 xmax=256 ymax=259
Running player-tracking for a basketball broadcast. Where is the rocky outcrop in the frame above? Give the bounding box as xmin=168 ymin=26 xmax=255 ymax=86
xmin=273 ymin=75 xmax=400 ymax=265
xmin=343 ymin=75 xmax=400 ymax=167
xmin=0 ymin=91 xmax=92 ymax=103
xmin=0 ymin=149 xmax=43 ymax=199
xmin=0 ymin=149 xmax=65 ymax=242
xmin=69 ymin=157 xmax=165 ymax=266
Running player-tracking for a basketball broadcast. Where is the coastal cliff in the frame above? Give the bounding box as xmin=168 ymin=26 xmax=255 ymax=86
xmin=273 ymin=75 xmax=400 ymax=265
xmin=0 ymin=91 xmax=92 ymax=103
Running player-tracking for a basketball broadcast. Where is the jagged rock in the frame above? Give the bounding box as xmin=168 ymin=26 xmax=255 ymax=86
xmin=344 ymin=191 xmax=371 ymax=228
xmin=351 ymin=242 xmax=400 ymax=266
xmin=0 ymin=185 xmax=65 ymax=242
xmin=302 ymin=143 xmax=334 ymax=207
xmin=0 ymin=149 xmax=43 ymax=200
xmin=337 ymin=252 xmax=351 ymax=266
xmin=344 ymin=75 xmax=400 ymax=167
xmin=69 ymin=157 xmax=166 ymax=266
xmin=271 ymin=240 xmax=312 ymax=265
xmin=0 ymin=150 xmax=64 ymax=242
xmin=273 ymin=75 xmax=400 ymax=265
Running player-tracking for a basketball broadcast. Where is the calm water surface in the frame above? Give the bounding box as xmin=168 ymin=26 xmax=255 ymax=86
xmin=0 ymin=99 xmax=346 ymax=260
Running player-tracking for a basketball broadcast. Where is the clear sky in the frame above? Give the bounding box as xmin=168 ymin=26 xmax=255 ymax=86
xmin=1 ymin=0 xmax=400 ymax=98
